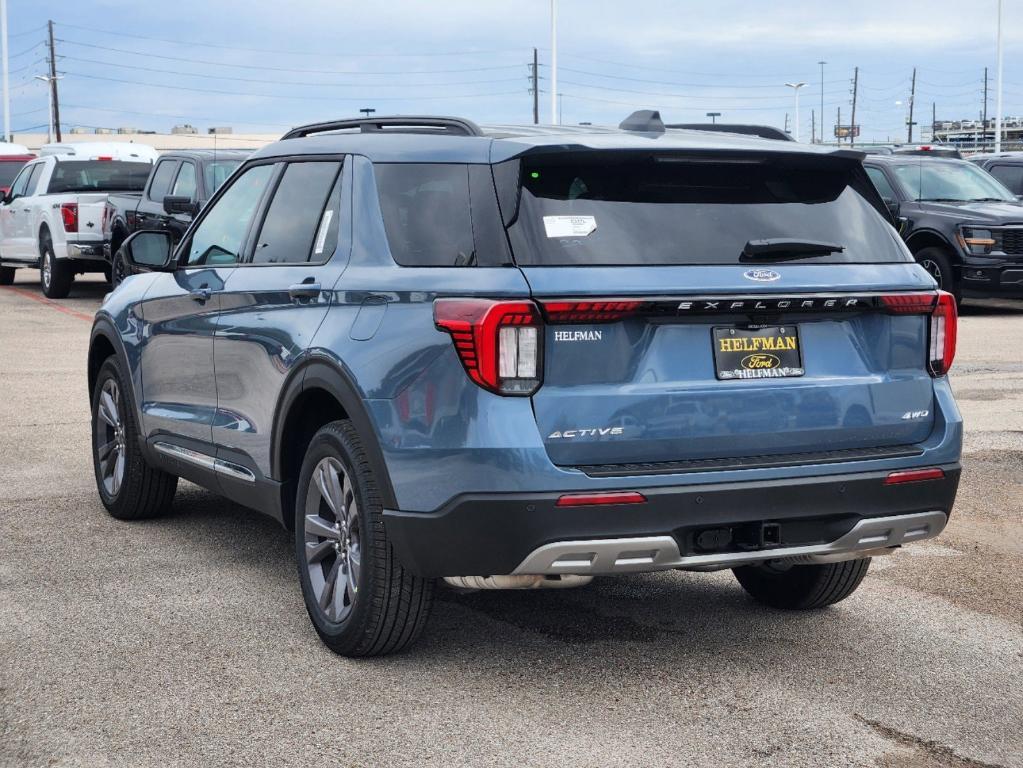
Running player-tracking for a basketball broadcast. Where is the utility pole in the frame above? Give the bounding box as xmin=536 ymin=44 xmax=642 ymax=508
xmin=837 ymin=106 xmax=841 ymax=145
xmin=811 ymin=109 xmax=816 ymax=145
xmin=932 ymin=101 xmax=936 ymax=141
xmin=849 ymin=67 xmax=858 ymax=148
xmin=530 ymin=48 xmax=539 ymax=124
xmin=906 ymin=67 xmax=916 ymax=143
xmin=995 ymin=0 xmax=1003 ymax=152
xmin=47 ymin=20 xmax=61 ymax=141
xmin=1 ymin=0 xmax=8 ymax=141
xmin=818 ymin=60 xmax=826 ymax=144
xmin=549 ymin=0 xmax=558 ymax=124
xmin=784 ymin=112 xmax=790 ymax=136
xmin=983 ymin=66 xmax=989 ymax=132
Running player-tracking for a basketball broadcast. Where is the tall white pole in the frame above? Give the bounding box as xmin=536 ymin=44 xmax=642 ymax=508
xmin=1 ymin=0 xmax=9 ymax=142
xmin=995 ymin=0 xmax=1003 ymax=152
xmin=785 ymin=82 xmax=806 ymax=142
xmin=34 ymin=75 xmax=52 ymax=143
xmin=552 ymin=0 xmax=560 ymax=124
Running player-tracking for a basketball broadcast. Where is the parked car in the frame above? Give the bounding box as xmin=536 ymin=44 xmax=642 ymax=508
xmin=88 ymin=113 xmax=961 ymax=657
xmin=0 ymin=141 xmax=35 ymax=197
xmin=104 ymin=149 xmax=250 ymax=286
xmin=969 ymin=152 xmax=1023 ymax=197
xmin=863 ymin=154 xmax=1023 ymax=299
xmin=0 ymin=142 xmax=154 ymax=296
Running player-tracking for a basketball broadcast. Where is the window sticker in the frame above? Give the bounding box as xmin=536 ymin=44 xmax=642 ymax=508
xmin=542 ymin=215 xmax=597 ymax=238
xmin=313 ymin=209 xmax=334 ymax=255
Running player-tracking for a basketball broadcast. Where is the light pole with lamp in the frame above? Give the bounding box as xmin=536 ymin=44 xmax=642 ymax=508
xmin=706 ymin=112 xmax=721 ymax=124
xmin=785 ymin=82 xmax=807 ymax=142
xmin=34 ymin=74 xmax=62 ymax=144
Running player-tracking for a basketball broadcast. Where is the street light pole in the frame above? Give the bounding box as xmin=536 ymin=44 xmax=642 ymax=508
xmin=785 ymin=82 xmax=807 ymax=142
xmin=818 ymin=61 xmax=827 ymax=143
xmin=706 ymin=111 xmax=720 ymax=124
xmin=995 ymin=0 xmax=1003 ymax=152
xmin=1 ymin=0 xmax=9 ymax=142
xmin=550 ymin=0 xmax=558 ymax=124
xmin=34 ymin=74 xmax=59 ymax=143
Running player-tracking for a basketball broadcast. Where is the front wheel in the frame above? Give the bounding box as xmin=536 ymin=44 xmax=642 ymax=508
xmin=732 ymin=558 xmax=870 ymax=610
xmin=915 ymin=247 xmax=959 ymax=302
xmin=295 ymin=420 xmax=434 ymax=656
xmin=40 ymin=232 xmax=72 ymax=299
xmin=111 ymin=249 xmax=129 ymax=289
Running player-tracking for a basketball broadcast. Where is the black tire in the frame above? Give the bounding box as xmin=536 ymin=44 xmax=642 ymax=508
xmin=39 ymin=230 xmax=72 ymax=299
xmin=91 ymin=357 xmax=177 ymax=520
xmin=0 ymin=266 xmax=13 ymax=285
xmin=732 ymin=557 xmax=871 ymax=610
xmin=914 ymin=246 xmax=958 ymax=301
xmin=111 ymin=248 xmax=129 ymax=289
xmin=295 ymin=420 xmax=434 ymax=656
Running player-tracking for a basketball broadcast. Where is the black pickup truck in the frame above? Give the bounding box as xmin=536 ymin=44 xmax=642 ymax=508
xmin=863 ymin=154 xmax=1023 ymax=300
xmin=104 ymin=149 xmax=250 ymax=285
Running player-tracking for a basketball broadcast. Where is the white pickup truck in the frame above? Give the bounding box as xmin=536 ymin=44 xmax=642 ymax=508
xmin=0 ymin=142 xmax=156 ymax=298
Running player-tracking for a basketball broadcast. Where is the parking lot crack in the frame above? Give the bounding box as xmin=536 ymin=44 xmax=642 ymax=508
xmin=854 ymin=714 xmax=1006 ymax=768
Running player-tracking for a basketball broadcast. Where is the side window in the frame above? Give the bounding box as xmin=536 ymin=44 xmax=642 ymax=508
xmin=374 ymin=163 xmax=475 ymax=266
xmin=23 ymin=164 xmax=43 ymax=196
xmin=865 ymin=166 xmax=897 ymax=201
xmin=989 ymin=164 xmax=1023 ymax=195
xmin=251 ymin=161 xmax=342 ymax=264
xmin=7 ymin=164 xmax=33 ymax=199
xmin=172 ymin=162 xmax=197 ymax=200
xmin=147 ymin=160 xmax=179 ymax=202
xmin=184 ymin=163 xmax=274 ymax=266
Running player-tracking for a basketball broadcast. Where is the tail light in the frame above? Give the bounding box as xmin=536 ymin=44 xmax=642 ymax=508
xmin=928 ymin=291 xmax=957 ymax=377
xmin=59 ymin=202 xmax=78 ymax=233
xmin=556 ymin=491 xmax=647 ymax=507
xmin=884 ymin=468 xmax=945 ymax=485
xmin=434 ymin=298 xmax=542 ymax=395
xmin=542 ymin=300 xmax=644 ymax=323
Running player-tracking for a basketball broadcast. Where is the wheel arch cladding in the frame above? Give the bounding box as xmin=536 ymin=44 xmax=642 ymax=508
xmin=273 ymin=359 xmax=398 ymax=530
xmin=907 ymin=230 xmax=956 ymax=260
xmin=87 ymin=332 xmax=117 ymax=400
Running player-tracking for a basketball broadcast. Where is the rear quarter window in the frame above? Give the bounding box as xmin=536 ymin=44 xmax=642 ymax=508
xmin=374 ymin=163 xmax=475 ymax=266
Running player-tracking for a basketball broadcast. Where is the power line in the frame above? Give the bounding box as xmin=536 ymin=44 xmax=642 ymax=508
xmin=556 ymin=65 xmax=852 ymax=90
xmin=557 ymin=78 xmax=853 ymax=102
xmin=55 ymin=22 xmax=526 ymax=58
xmin=60 ymin=102 xmax=291 ymax=128
xmin=56 ymin=38 xmax=525 ymax=75
xmin=58 ymin=55 xmax=526 ymax=88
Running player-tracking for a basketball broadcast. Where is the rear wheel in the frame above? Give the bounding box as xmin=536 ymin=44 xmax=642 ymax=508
xmin=915 ymin=246 xmax=958 ymax=302
xmin=91 ymin=358 xmax=177 ymax=520
xmin=111 ymin=249 xmax=129 ymax=288
xmin=40 ymin=231 xmax=72 ymax=299
xmin=0 ymin=266 xmax=13 ymax=285
xmin=732 ymin=558 xmax=871 ymax=610
xmin=295 ymin=420 xmax=434 ymax=656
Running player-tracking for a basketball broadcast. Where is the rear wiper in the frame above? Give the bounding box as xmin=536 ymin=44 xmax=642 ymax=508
xmin=740 ymin=238 xmax=845 ymax=262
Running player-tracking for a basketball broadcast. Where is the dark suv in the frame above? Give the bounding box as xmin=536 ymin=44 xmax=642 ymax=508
xmin=88 ymin=114 xmax=962 ymax=656
xmin=864 ymin=155 xmax=1023 ymax=299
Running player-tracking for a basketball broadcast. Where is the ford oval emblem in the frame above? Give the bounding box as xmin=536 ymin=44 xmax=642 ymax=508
xmin=743 ymin=269 xmax=781 ymax=282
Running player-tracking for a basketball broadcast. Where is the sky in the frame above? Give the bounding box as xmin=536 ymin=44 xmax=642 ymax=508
xmin=5 ymin=0 xmax=1022 ymax=143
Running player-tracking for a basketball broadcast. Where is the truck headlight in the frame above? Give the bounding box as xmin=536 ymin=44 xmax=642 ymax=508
xmin=958 ymin=227 xmax=996 ymax=255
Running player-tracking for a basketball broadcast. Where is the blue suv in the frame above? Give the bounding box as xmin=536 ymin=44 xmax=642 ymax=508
xmin=88 ymin=113 xmax=962 ymax=656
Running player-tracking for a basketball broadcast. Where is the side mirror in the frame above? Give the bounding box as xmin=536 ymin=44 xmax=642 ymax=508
xmin=0 ymin=186 xmax=9 ymax=202
xmin=163 ymin=195 xmax=199 ymax=217
xmin=1016 ymin=194 xmax=1023 ymax=202
xmin=122 ymin=230 xmax=175 ymax=271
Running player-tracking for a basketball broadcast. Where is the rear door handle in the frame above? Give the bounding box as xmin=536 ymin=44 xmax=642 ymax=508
xmin=190 ymin=287 xmax=212 ymax=302
xmin=288 ymin=282 xmax=321 ymax=300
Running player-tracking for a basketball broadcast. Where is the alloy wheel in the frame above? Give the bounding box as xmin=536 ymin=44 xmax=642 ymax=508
xmin=920 ymin=258 xmax=943 ymax=288
xmin=304 ymin=457 xmax=361 ymax=623
xmin=94 ymin=378 xmax=127 ymax=497
xmin=42 ymin=250 xmax=52 ymax=290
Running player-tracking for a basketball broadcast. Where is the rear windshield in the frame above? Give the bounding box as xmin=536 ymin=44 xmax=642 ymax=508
xmin=506 ymin=153 xmax=907 ymax=266
xmin=46 ymin=161 xmax=152 ymax=194
xmin=0 ymin=160 xmax=27 ymax=187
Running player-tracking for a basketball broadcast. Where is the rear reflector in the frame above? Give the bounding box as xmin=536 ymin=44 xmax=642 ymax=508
xmin=555 ymin=491 xmax=647 ymax=507
xmin=884 ymin=468 xmax=945 ymax=485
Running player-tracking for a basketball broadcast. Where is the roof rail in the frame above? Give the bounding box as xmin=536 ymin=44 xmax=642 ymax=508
xmin=282 ymin=116 xmax=484 ymax=140
xmin=619 ymin=110 xmax=665 ymax=133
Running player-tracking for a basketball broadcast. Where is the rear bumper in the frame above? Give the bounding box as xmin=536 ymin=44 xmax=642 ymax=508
xmin=384 ymin=464 xmax=961 ymax=577
xmin=63 ymin=241 xmax=106 ymax=261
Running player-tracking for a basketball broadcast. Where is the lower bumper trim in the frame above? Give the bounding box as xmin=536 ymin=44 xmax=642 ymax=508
xmin=511 ymin=511 xmax=948 ymax=575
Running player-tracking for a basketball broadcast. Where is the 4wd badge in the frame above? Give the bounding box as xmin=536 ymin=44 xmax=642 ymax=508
xmin=743 ymin=269 xmax=781 ymax=282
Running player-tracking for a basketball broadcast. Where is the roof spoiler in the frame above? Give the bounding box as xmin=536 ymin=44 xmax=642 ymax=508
xmin=283 ymin=116 xmax=483 ymax=140
xmin=619 ymin=110 xmax=665 ymax=133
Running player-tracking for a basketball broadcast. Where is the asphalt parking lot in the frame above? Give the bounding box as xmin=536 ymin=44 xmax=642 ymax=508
xmin=1 ymin=273 xmax=1021 ymax=768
